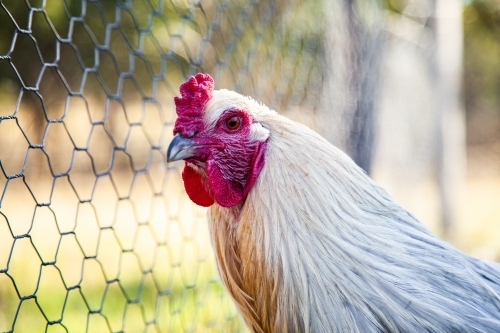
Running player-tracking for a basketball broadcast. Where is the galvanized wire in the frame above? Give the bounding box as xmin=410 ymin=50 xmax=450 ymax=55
xmin=0 ymin=0 xmax=324 ymax=332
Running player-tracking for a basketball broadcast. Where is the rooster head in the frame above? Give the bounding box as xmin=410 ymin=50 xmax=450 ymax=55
xmin=167 ymin=73 xmax=269 ymax=208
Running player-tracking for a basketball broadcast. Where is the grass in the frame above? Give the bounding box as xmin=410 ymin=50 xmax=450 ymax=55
xmin=0 ymin=239 xmax=247 ymax=333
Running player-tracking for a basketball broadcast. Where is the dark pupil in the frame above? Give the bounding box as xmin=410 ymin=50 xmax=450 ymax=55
xmin=228 ymin=118 xmax=238 ymax=128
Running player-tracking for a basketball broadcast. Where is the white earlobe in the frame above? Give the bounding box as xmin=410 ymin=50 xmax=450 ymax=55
xmin=249 ymin=122 xmax=270 ymax=142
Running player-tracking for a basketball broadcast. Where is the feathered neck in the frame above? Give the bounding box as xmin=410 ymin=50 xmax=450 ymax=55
xmin=209 ymin=112 xmax=500 ymax=333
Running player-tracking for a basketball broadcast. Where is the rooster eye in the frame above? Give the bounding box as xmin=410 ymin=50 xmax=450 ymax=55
xmin=225 ymin=116 xmax=241 ymax=130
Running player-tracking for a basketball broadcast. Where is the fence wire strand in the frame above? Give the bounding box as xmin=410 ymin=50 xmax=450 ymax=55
xmin=0 ymin=0 xmax=323 ymax=332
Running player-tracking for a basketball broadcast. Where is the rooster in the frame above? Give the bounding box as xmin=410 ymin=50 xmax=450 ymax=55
xmin=167 ymin=73 xmax=500 ymax=333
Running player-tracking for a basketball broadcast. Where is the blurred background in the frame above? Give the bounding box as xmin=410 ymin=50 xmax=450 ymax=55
xmin=0 ymin=0 xmax=499 ymax=332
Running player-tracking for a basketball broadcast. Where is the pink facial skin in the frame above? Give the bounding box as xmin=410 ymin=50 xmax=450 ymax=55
xmin=173 ymin=74 xmax=267 ymax=208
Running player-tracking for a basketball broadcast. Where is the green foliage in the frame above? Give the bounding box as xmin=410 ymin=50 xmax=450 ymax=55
xmin=463 ymin=1 xmax=500 ymax=116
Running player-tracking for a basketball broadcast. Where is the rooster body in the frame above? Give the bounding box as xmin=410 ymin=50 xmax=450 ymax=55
xmin=168 ymin=74 xmax=500 ymax=333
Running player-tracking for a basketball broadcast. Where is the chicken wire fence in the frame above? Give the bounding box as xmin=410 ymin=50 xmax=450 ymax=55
xmin=0 ymin=0 xmax=327 ymax=332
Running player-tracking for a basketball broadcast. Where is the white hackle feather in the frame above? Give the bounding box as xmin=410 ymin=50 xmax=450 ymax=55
xmin=203 ymin=91 xmax=500 ymax=333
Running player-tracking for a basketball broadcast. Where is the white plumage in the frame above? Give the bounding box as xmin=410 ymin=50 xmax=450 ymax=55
xmin=169 ymin=78 xmax=500 ymax=333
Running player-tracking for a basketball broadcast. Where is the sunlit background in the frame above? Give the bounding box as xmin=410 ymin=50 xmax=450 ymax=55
xmin=0 ymin=0 xmax=499 ymax=332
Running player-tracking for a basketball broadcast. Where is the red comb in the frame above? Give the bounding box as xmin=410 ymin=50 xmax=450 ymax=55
xmin=173 ymin=73 xmax=214 ymax=136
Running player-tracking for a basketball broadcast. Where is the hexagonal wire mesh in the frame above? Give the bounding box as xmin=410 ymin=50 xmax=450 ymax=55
xmin=0 ymin=0 xmax=324 ymax=332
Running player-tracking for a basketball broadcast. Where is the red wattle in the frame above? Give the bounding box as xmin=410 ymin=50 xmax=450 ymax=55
xmin=182 ymin=164 xmax=215 ymax=207
xmin=206 ymin=159 xmax=243 ymax=208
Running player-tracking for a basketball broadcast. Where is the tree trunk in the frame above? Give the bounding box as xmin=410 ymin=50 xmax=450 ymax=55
xmin=431 ymin=0 xmax=467 ymax=239
xmin=319 ymin=0 xmax=385 ymax=174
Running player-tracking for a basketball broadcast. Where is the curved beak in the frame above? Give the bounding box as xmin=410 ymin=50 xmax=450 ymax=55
xmin=167 ymin=133 xmax=198 ymax=163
